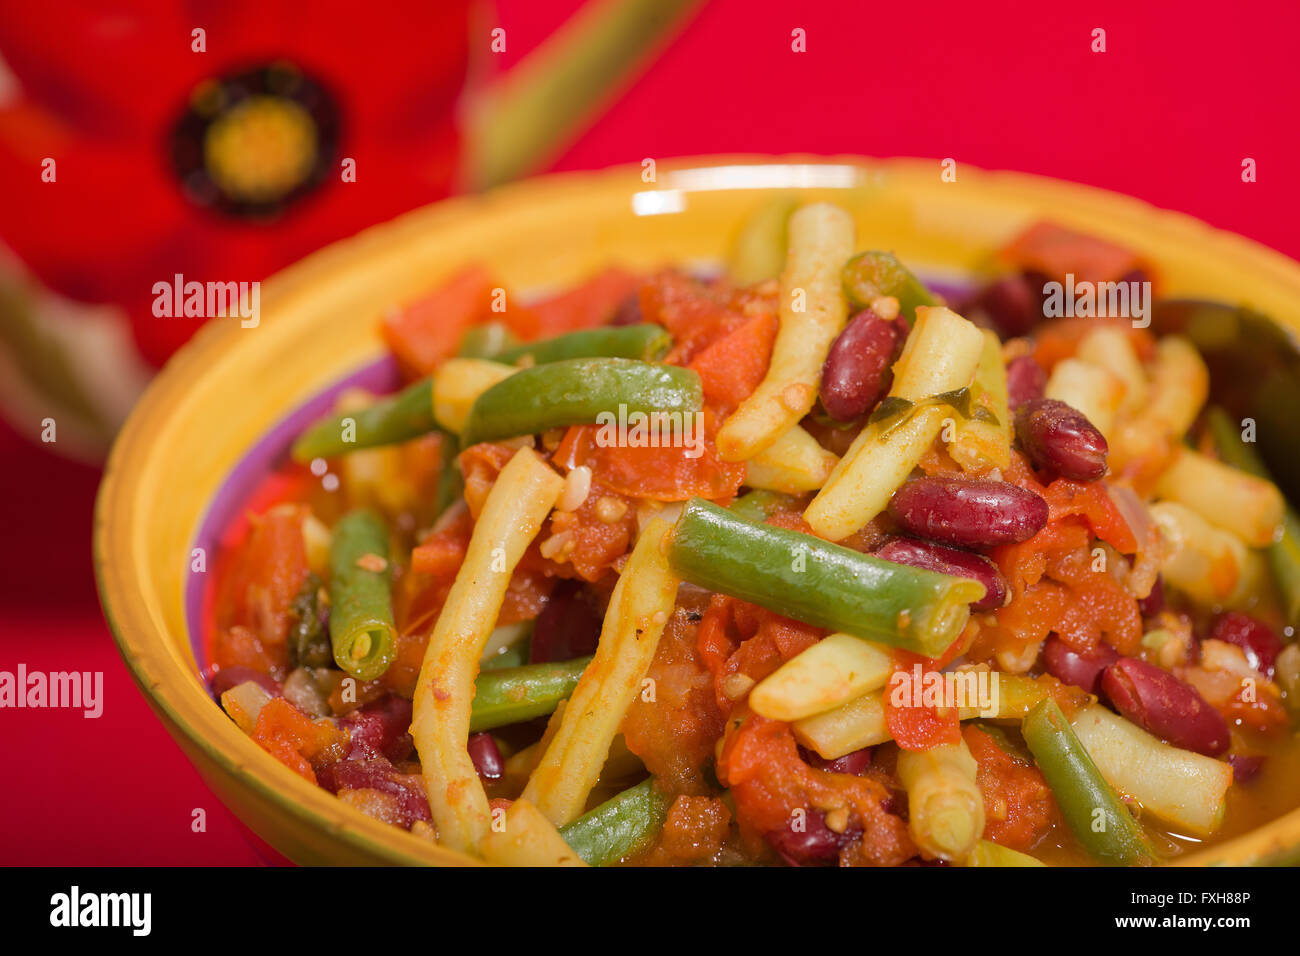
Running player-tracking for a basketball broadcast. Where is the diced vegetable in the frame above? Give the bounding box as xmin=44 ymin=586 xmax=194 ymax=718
xmin=668 ymin=499 xmax=983 ymax=657
xmin=743 ymin=423 xmax=839 ymax=493
xmin=559 ymin=778 xmax=669 ymax=866
xmin=327 ymin=510 xmax=397 ymax=681
xmin=459 ymin=358 xmax=702 ymax=449
xmin=220 ymin=680 xmax=274 ymax=735
xmin=1021 ymin=699 xmax=1153 ymax=865
xmin=749 ymin=633 xmax=894 ymax=722
xmin=432 ymin=358 xmax=517 ymax=433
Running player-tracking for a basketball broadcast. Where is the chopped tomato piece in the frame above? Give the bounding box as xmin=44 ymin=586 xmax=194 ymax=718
xmin=525 ymin=267 xmax=642 ymax=336
xmin=554 ymin=418 xmax=744 ymax=502
xmin=1000 ymin=221 xmax=1145 ymax=286
xmin=687 ymin=311 xmax=778 ymax=413
xmin=380 ymin=265 xmax=498 ymax=377
xmin=211 ymin=505 xmax=310 ymax=679
xmin=963 ymin=726 xmax=1057 ymax=850
xmin=251 ymin=697 xmax=349 ymax=784
xmin=882 ymin=660 xmax=962 ymax=751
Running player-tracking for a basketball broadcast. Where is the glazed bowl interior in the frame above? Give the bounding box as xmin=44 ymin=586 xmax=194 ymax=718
xmin=95 ymin=156 xmax=1300 ymax=866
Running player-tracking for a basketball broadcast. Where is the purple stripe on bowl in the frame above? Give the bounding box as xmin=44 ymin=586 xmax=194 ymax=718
xmin=184 ymin=355 xmax=401 ymax=669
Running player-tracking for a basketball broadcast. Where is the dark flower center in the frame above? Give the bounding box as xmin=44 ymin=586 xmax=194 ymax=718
xmin=171 ymin=62 xmax=339 ymax=219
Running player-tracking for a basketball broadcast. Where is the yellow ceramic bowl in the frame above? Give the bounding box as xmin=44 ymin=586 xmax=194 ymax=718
xmin=95 ymin=157 xmax=1300 ymax=866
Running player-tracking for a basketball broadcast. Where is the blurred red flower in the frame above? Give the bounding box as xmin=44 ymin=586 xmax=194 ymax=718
xmin=0 ymin=1 xmax=471 ymax=366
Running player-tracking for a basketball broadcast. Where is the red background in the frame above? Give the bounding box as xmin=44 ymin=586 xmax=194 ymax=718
xmin=2 ymin=0 xmax=1297 ymax=864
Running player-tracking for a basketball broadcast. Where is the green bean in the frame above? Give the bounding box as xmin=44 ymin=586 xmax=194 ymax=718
xmin=493 ymin=324 xmax=671 ymax=366
xmin=459 ymin=357 xmax=702 ymax=449
xmin=667 ymin=499 xmax=983 ymax=657
xmin=291 ymin=379 xmax=437 ymax=462
xmin=479 ymin=638 xmax=532 ymax=672
xmin=729 ymin=193 xmax=798 ymax=285
xmin=327 ymin=510 xmax=397 ymax=681
xmin=1208 ymin=406 xmax=1300 ymax=626
xmin=469 ymin=656 xmax=592 ymax=731
xmin=1021 ymin=699 xmax=1153 ymax=866
xmin=559 ymin=778 xmax=668 ymax=866
xmin=457 ymin=321 xmax=518 ymax=359
xmin=727 ymin=488 xmax=800 ymax=524
xmin=842 ymin=250 xmax=940 ymax=321
xmin=293 ymin=327 xmax=673 ymax=461
xmin=432 ymin=436 xmax=464 ymax=520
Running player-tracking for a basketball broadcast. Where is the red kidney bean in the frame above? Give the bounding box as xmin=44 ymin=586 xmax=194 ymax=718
xmin=1138 ymin=575 xmax=1165 ymax=618
xmin=1100 ymin=657 xmax=1230 ymax=757
xmin=1227 ymin=754 xmax=1265 ymax=783
xmin=765 ymin=808 xmax=861 ymax=867
xmin=343 ymin=694 xmax=415 ymax=763
xmin=317 ymin=757 xmax=432 ymax=828
xmin=1014 ymin=397 xmax=1109 ymax=481
xmin=874 ymin=537 xmax=1007 ymax=611
xmin=887 ymin=476 xmax=1049 ymax=549
xmin=209 ymin=666 xmax=281 ymax=700
xmin=800 ymin=744 xmax=873 ymax=776
xmin=819 ymin=309 xmax=907 ymax=421
xmin=972 ymin=274 xmax=1039 ymax=338
xmin=1005 ymin=355 xmax=1047 ymax=412
xmin=609 ymin=291 xmax=643 ymax=326
xmin=1042 ymin=635 xmax=1119 ymax=694
xmin=530 ymin=579 xmax=605 ymax=663
xmin=467 ymin=732 xmax=504 ymax=781
xmin=1208 ymin=612 xmax=1282 ymax=676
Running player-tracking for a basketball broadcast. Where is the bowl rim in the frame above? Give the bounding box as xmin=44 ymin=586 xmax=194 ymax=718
xmin=95 ymin=154 xmax=1300 ymax=867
